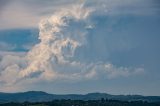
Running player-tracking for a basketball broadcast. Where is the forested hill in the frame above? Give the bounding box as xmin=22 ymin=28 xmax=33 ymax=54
xmin=0 ymin=91 xmax=160 ymax=103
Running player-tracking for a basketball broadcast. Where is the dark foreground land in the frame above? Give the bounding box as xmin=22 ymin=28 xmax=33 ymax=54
xmin=0 ymin=99 xmax=160 ymax=106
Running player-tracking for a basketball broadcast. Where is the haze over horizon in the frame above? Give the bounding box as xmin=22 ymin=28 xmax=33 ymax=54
xmin=0 ymin=0 xmax=160 ymax=96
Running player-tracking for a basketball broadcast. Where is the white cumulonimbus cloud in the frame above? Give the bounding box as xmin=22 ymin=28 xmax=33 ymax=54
xmin=0 ymin=3 xmax=144 ymax=86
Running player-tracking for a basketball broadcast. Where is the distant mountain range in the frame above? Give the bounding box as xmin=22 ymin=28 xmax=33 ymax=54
xmin=0 ymin=91 xmax=160 ymax=103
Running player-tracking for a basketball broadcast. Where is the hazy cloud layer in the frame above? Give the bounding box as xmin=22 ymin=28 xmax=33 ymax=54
xmin=0 ymin=0 xmax=159 ymax=29
xmin=0 ymin=0 xmax=11 ymax=14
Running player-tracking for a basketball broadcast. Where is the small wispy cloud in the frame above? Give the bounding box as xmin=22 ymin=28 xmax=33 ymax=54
xmin=0 ymin=42 xmax=16 ymax=51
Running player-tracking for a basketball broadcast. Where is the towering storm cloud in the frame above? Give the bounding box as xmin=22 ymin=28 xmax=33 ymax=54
xmin=0 ymin=2 xmax=144 ymax=89
xmin=20 ymin=3 xmax=93 ymax=80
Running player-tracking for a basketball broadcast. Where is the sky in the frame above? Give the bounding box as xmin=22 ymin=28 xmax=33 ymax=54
xmin=0 ymin=0 xmax=160 ymax=96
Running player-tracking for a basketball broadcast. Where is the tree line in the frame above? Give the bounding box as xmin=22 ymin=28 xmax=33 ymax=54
xmin=0 ymin=99 xmax=160 ymax=106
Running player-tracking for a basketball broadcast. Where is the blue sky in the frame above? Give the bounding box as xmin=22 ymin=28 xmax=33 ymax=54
xmin=0 ymin=0 xmax=160 ymax=96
